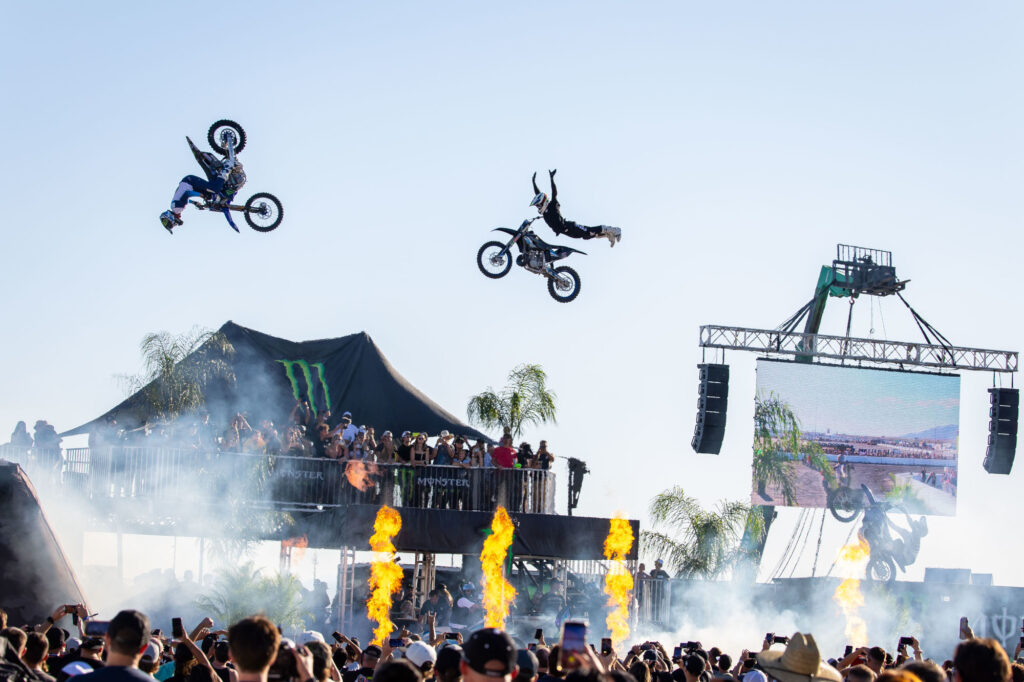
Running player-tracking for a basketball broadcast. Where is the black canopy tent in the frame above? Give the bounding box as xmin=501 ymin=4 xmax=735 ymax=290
xmin=64 ymin=321 xmax=490 ymax=441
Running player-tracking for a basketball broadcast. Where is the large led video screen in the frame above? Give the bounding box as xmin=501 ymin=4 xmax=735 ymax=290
xmin=751 ymin=360 xmax=960 ymax=516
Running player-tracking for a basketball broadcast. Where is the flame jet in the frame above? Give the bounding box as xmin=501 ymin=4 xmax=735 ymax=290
xmin=368 ymin=505 xmax=403 ymax=645
xmin=481 ymin=506 xmax=517 ymax=628
xmin=833 ymin=536 xmax=870 ymax=646
xmin=603 ymin=516 xmax=634 ymax=647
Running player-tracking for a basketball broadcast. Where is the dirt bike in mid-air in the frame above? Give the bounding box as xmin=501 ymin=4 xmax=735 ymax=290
xmin=857 ymin=484 xmax=929 ymax=583
xmin=476 ymin=216 xmax=585 ymax=303
xmin=186 ymin=120 xmax=284 ymax=233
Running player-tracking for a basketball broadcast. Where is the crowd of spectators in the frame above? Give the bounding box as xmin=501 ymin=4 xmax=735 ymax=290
xmin=5 ymin=405 xmax=557 ymax=473
xmin=2 ymin=601 xmax=1021 ymax=682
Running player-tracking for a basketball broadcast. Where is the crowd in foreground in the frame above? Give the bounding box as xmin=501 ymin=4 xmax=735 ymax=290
xmin=3 ymin=603 xmax=1022 ymax=682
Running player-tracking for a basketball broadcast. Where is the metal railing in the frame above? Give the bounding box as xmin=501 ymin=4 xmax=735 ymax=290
xmin=0 ymin=445 xmax=556 ymax=514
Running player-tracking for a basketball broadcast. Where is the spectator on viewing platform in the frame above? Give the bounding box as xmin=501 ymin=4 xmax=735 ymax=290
xmin=411 ymin=434 xmax=432 ymax=465
xmin=536 ymin=442 xmax=554 ymax=470
xmin=434 ymin=432 xmax=455 ymax=465
xmin=350 ymin=429 xmax=370 ymax=460
xmin=516 ymin=443 xmax=533 ymax=469
xmin=375 ymin=431 xmax=397 ymax=462
xmin=492 ymin=437 xmax=517 ymax=469
xmin=453 ymin=438 xmax=473 ymax=469
xmin=650 ymin=559 xmax=671 ymax=580
xmin=314 ymin=423 xmax=332 ymax=458
xmin=341 ymin=413 xmax=359 ymax=445
xmin=8 ymin=420 xmax=33 ymax=448
xmin=469 ymin=440 xmax=486 ymax=467
xmin=396 ymin=432 xmax=414 ymax=464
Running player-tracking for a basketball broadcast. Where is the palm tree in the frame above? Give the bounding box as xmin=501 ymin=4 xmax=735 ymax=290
xmin=752 ymin=391 xmax=800 ymax=504
xmin=752 ymin=391 xmax=835 ymax=504
xmin=196 ymin=562 xmax=311 ymax=630
xmin=641 ymin=487 xmax=764 ymax=579
xmin=120 ymin=326 xmax=235 ymax=420
xmin=195 ymin=562 xmax=264 ymax=626
xmin=466 ymin=364 xmax=557 ymax=439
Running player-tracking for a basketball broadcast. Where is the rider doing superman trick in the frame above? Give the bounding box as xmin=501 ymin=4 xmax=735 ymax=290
xmin=530 ymin=169 xmax=621 ymax=247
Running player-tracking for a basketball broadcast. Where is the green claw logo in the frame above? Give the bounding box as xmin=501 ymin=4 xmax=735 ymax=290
xmin=277 ymin=359 xmax=332 ymax=415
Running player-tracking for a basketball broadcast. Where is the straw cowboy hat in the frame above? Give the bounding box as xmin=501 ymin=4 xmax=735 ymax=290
xmin=756 ymin=633 xmax=841 ymax=682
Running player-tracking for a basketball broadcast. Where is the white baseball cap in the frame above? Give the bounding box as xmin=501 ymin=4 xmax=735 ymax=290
xmin=405 ymin=641 xmax=438 ymax=668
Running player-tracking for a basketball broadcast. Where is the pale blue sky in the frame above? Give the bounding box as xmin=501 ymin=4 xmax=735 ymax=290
xmin=757 ymin=360 xmax=960 ymax=437
xmin=1 ymin=2 xmax=1022 ymax=585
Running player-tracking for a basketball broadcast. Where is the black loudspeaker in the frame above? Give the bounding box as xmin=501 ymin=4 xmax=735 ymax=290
xmin=984 ymin=388 xmax=1019 ymax=475
xmin=692 ymin=363 xmax=729 ymax=454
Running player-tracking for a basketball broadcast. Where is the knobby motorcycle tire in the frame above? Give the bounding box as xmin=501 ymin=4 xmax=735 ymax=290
xmin=548 ymin=265 xmax=581 ymax=303
xmin=827 ymin=487 xmax=866 ymax=523
xmin=477 ymin=241 xmax=513 ymax=279
xmin=208 ymin=119 xmax=247 ymax=155
xmin=866 ymin=555 xmax=896 ymax=583
xmin=244 ymin=192 xmax=284 ymax=232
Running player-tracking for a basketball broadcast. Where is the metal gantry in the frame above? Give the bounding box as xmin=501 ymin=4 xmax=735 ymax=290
xmin=699 ymin=324 xmax=1018 ymax=373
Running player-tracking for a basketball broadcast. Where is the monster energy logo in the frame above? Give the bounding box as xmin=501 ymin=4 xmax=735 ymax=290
xmin=277 ymin=360 xmax=332 ymax=415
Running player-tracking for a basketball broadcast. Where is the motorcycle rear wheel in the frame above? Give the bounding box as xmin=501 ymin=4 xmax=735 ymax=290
xmin=548 ymin=265 xmax=581 ymax=303
xmin=866 ymin=555 xmax=896 ymax=583
xmin=828 ymin=486 xmax=867 ymax=522
xmin=244 ymin=192 xmax=283 ymax=232
xmin=477 ymin=241 xmax=513 ymax=279
xmin=208 ymin=119 xmax=247 ymax=155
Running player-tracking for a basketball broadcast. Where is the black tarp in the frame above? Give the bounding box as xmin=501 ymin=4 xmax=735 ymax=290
xmin=0 ymin=461 xmax=89 ymax=625
xmin=298 ymin=504 xmax=640 ymax=560
xmin=64 ymin=321 xmax=489 ymax=441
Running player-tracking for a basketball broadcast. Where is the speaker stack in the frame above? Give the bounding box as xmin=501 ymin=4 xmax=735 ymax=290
xmin=984 ymin=387 xmax=1019 ymax=475
xmin=692 ymin=363 xmax=729 ymax=454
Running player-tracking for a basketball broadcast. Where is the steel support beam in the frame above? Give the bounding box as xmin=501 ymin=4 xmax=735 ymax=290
xmin=699 ymin=325 xmax=1017 ymax=373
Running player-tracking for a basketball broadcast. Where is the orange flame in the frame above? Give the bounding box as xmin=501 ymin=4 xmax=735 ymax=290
xmin=481 ymin=506 xmax=517 ymax=628
xmin=603 ymin=516 xmax=634 ymax=648
xmin=346 ymin=460 xmax=380 ymax=491
xmin=367 ymin=506 xmax=403 ymax=645
xmin=832 ymin=536 xmax=870 ymax=646
xmin=281 ymin=535 xmax=308 ymax=563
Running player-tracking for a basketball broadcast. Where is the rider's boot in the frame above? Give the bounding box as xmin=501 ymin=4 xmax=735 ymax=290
xmin=159 ymin=211 xmax=177 ymax=234
xmin=600 ymin=226 xmax=622 ymax=247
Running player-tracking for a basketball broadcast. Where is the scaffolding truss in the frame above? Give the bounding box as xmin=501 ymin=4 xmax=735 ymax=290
xmin=699 ymin=325 xmax=1018 ymax=373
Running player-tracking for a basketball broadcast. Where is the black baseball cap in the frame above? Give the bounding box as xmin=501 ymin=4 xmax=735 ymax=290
xmin=81 ymin=637 xmax=104 ymax=650
xmin=463 ymin=629 xmax=518 ymax=677
xmin=436 ymin=646 xmax=464 ymax=674
xmin=363 ymin=645 xmax=383 ymax=657
xmin=516 ymin=649 xmax=538 ymax=677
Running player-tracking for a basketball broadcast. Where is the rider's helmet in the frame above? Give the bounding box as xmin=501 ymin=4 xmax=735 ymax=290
xmin=224 ymin=163 xmax=246 ymax=198
xmin=530 ymin=192 xmax=549 ymax=214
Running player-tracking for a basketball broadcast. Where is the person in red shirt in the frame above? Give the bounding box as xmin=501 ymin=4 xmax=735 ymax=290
xmin=491 ymin=435 xmax=517 ymax=468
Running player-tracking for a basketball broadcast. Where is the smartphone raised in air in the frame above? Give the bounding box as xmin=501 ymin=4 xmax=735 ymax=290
xmin=85 ymin=620 xmax=109 ymax=636
xmin=172 ymin=617 xmax=185 ymax=639
xmin=673 ymin=646 xmax=683 ymax=660
xmin=559 ymin=621 xmax=587 ymax=668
